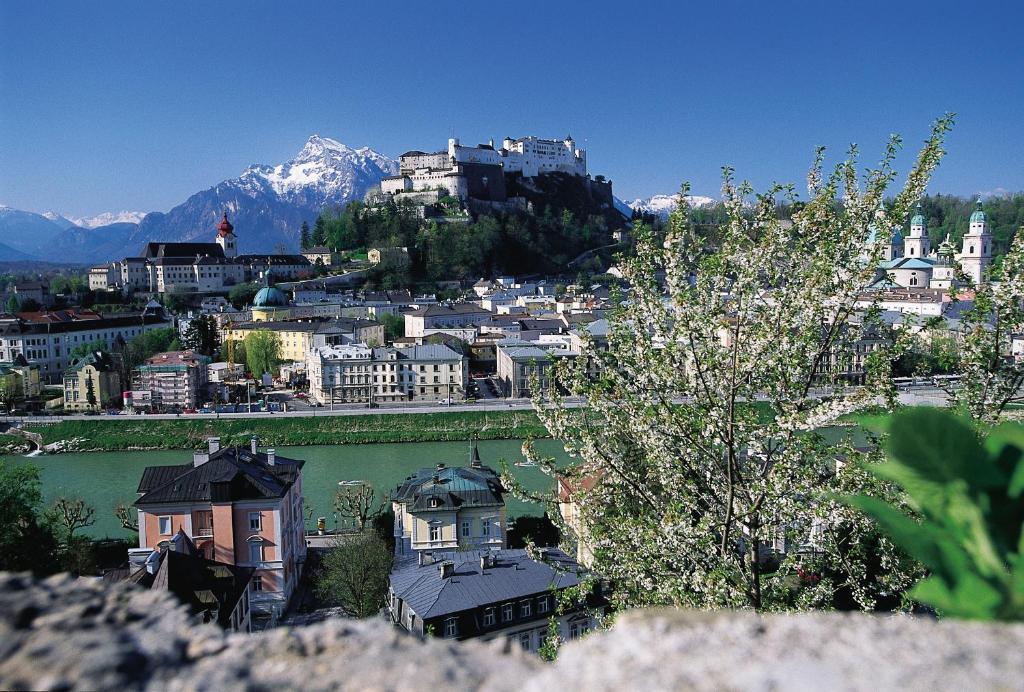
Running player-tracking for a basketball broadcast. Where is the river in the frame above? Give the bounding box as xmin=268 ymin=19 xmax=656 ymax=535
xmin=7 ymin=439 xmax=571 ymax=539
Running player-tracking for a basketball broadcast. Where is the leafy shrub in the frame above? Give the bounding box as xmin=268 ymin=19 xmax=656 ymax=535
xmin=846 ymin=407 xmax=1024 ymax=620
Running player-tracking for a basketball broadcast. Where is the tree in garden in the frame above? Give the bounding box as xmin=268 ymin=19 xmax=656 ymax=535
xmin=333 ymin=482 xmax=380 ymax=531
xmin=314 ymin=531 xmax=393 ymax=617
xmin=50 ymin=496 xmax=96 ymax=543
xmin=114 ymin=501 xmax=139 ymax=532
xmin=85 ymin=372 xmax=98 ymax=409
xmin=5 ymin=293 xmax=20 ymax=313
xmin=510 ymin=116 xmax=955 ymax=612
xmin=846 ymin=407 xmax=1024 ymax=621
xmin=181 ymin=314 xmax=220 ymax=356
xmin=0 ymin=377 xmax=17 ymax=412
xmin=243 ymin=329 xmax=281 ymax=378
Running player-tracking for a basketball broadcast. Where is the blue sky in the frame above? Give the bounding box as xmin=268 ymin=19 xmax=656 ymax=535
xmin=1 ymin=0 xmax=1022 ymax=217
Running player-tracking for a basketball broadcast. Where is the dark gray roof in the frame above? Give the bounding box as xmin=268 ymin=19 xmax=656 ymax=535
xmin=136 ymin=446 xmax=304 ymax=506
xmin=142 ymin=242 xmax=224 ymax=259
xmin=390 ymin=548 xmax=582 ymax=619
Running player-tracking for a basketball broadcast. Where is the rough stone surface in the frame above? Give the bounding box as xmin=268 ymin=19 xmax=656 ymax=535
xmin=2 ymin=572 xmax=1023 ymax=691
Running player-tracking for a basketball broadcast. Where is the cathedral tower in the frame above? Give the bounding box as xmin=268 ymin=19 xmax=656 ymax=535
xmin=904 ymin=202 xmax=931 ymax=258
xmin=959 ymin=198 xmax=991 ymax=284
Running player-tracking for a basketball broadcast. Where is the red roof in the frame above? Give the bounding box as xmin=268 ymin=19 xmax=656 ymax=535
xmin=217 ymin=212 xmax=234 ymax=237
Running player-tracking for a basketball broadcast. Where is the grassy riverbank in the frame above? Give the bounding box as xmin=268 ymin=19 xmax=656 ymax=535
xmin=18 ymin=410 xmax=550 ymax=453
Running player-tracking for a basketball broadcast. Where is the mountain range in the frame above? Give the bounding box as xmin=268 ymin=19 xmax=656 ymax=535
xmin=5 ymin=134 xmax=713 ymax=265
xmin=3 ymin=135 xmax=397 ymax=264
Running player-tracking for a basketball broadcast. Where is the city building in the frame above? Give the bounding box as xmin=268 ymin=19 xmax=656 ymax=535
xmin=87 ymin=213 xmax=312 ymax=296
xmin=0 ymin=307 xmax=172 ymax=383
xmin=496 ymin=342 xmax=577 ymax=398
xmin=301 ymin=246 xmax=338 ymax=266
xmin=223 ymin=317 xmax=385 ymax=363
xmin=307 ymin=343 xmax=467 ymax=405
xmin=404 ymin=303 xmax=492 ymax=338
xmin=132 ymin=437 xmax=306 ymax=619
xmin=388 ymin=547 xmax=602 ymax=651
xmin=62 ymin=350 xmax=122 ymax=411
xmin=367 ymin=247 xmax=410 ymax=266
xmin=109 ymin=530 xmax=253 ymax=632
xmin=131 ymin=350 xmax=211 ymax=411
xmin=0 ymin=355 xmax=41 ymax=407
xmin=391 ymin=453 xmax=507 ymax=556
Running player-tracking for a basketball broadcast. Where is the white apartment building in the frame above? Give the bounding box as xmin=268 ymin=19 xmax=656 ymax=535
xmin=307 ymin=343 xmax=468 ymax=405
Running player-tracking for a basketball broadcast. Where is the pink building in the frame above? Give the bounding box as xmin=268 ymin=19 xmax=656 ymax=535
xmin=133 ymin=437 xmax=306 ymax=620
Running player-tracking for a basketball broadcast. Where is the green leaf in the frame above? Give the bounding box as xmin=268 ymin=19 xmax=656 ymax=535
xmin=885 ymin=408 xmax=997 ymax=490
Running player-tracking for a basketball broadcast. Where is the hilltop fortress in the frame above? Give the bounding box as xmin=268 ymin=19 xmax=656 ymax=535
xmin=379 ymin=135 xmax=597 ymax=207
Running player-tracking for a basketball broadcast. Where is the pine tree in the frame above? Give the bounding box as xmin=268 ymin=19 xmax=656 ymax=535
xmin=312 ymin=216 xmax=327 ymax=247
xmin=300 ymin=221 xmax=312 ymax=250
xmin=85 ymin=372 xmax=97 ymax=410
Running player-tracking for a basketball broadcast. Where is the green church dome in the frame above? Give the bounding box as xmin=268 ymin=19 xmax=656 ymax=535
xmin=910 ymin=202 xmax=925 ymax=227
xmin=252 ymin=269 xmax=288 ymax=307
xmin=970 ymin=198 xmax=986 ymax=224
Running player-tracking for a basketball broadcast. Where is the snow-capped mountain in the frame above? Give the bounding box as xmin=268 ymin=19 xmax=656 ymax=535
xmin=132 ymin=135 xmax=397 ymax=255
xmin=67 ymin=210 xmax=147 ymax=228
xmin=628 ymin=193 xmax=718 ymax=219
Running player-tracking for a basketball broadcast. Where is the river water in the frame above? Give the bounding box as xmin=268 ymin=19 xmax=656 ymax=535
xmin=7 ymin=439 xmax=571 ymax=538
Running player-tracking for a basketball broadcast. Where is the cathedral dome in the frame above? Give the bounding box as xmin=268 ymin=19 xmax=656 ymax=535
xmin=217 ymin=212 xmax=235 ymax=237
xmin=252 ymin=269 xmax=287 ymax=307
xmin=970 ymin=198 xmax=986 ymax=224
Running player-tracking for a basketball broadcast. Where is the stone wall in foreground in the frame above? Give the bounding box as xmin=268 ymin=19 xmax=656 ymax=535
xmin=2 ymin=572 xmax=1023 ymax=691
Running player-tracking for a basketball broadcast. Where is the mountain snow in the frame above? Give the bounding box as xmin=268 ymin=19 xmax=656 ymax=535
xmin=235 ymin=134 xmax=397 ymax=205
xmin=629 ymin=193 xmax=717 ymax=219
xmin=69 ymin=211 xmax=148 ymax=228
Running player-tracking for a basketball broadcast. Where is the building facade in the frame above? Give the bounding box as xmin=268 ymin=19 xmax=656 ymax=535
xmin=63 ymin=350 xmax=122 ymax=411
xmin=307 ymin=343 xmax=466 ymax=405
xmin=0 ymin=308 xmax=172 ymax=383
xmin=131 ymin=350 xmax=211 ymax=411
xmin=404 ymin=303 xmax=492 ymax=338
xmin=133 ymin=438 xmax=306 ymax=619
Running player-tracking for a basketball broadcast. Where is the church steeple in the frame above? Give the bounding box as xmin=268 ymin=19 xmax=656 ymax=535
xmin=905 ymin=201 xmax=930 ymax=258
xmin=960 ymin=198 xmax=991 ymax=284
xmin=215 ymin=211 xmax=237 ymax=258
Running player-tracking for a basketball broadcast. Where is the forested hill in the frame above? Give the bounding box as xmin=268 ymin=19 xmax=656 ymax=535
xmin=909 ymin=193 xmax=1024 ymax=256
xmin=312 ymin=175 xmax=627 ymax=287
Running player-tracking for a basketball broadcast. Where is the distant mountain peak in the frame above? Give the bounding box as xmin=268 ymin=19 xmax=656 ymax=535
xmin=629 ymin=193 xmax=717 ymax=218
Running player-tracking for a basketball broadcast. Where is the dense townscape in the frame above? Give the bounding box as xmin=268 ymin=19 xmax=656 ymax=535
xmin=3 ymin=2 xmax=1024 ymax=683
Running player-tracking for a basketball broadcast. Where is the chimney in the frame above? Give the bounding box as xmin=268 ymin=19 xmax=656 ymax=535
xmin=439 ymin=560 xmax=454 ymax=579
xmin=267 ymin=448 xmax=276 ymax=466
xmin=144 ymin=550 xmax=160 ymax=575
xmin=418 ymin=552 xmax=436 ymax=567
xmin=250 ymin=436 xmax=259 ymax=454
xmin=208 ymin=437 xmax=221 ymax=454
xmin=193 ymin=450 xmax=210 ymax=467
xmin=479 ymin=554 xmax=491 ymax=571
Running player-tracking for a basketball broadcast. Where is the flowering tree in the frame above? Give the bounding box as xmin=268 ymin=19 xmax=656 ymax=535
xmin=939 ymin=232 xmax=1024 ymax=424
xmin=510 ymin=116 xmax=955 ymax=611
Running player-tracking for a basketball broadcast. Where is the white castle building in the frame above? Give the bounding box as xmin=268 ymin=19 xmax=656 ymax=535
xmin=88 ymin=214 xmax=312 ymax=296
xmin=869 ymin=199 xmax=993 ymax=289
xmin=380 ymin=135 xmax=587 ymax=202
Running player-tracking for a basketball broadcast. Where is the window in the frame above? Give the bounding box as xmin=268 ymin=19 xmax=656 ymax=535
xmin=519 ymin=631 xmax=532 ymax=651
xmin=537 ymin=597 xmax=549 ymax=614
xmin=251 ymin=576 xmax=263 ymax=592
xmin=481 ymin=520 xmax=490 ymax=537
xmin=461 ymin=520 xmax=471 ymax=538
xmin=249 ymin=512 xmax=262 ymax=530
xmin=429 ymin=525 xmax=441 ymax=542
xmin=569 ymin=623 xmax=580 ymax=640
xmin=502 ymin=603 xmax=513 ymax=621
xmin=158 ymin=515 xmax=172 ymax=535
xmin=483 ymin=608 xmax=495 ymax=626
xmin=520 ymin=600 xmax=532 ymax=617
xmin=249 ymin=540 xmax=264 ymax=563
xmin=444 ymin=617 xmax=458 ymax=638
